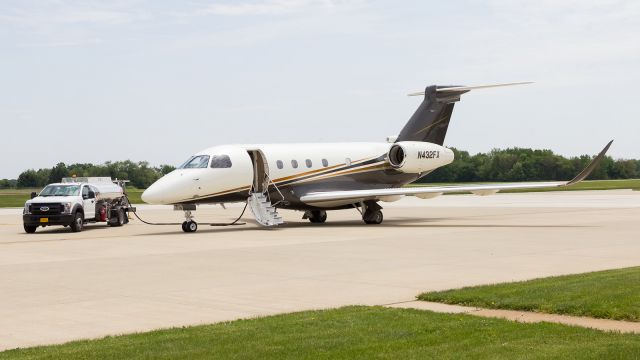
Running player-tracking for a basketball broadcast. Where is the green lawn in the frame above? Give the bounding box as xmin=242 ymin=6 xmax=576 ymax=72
xmin=1 ymin=306 xmax=639 ymax=360
xmin=1 ymin=179 xmax=638 ymax=208
xmin=0 ymin=188 xmax=144 ymax=208
xmin=409 ymin=179 xmax=640 ymax=193
xmin=418 ymin=267 xmax=640 ymax=322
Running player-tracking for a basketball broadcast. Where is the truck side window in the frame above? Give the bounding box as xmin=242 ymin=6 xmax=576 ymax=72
xmin=82 ymin=186 xmax=89 ymax=199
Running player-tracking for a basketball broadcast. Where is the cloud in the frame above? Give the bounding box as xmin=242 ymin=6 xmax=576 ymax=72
xmin=197 ymin=0 xmax=365 ymax=16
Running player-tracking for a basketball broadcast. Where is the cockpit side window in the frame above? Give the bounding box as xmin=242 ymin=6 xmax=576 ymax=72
xmin=210 ymin=155 xmax=233 ymax=168
xmin=179 ymin=155 xmax=210 ymax=169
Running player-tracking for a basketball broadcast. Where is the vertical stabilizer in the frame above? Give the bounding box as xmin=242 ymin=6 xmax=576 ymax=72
xmin=397 ymin=82 xmax=532 ymax=145
xmin=396 ymin=85 xmax=467 ymax=145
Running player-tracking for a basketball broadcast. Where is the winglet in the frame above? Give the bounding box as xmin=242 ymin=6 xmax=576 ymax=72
xmin=566 ymin=140 xmax=614 ymax=186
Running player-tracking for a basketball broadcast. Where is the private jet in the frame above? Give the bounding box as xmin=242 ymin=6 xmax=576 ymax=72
xmin=141 ymin=82 xmax=612 ymax=232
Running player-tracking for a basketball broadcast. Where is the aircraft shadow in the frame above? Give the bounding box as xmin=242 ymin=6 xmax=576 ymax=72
xmin=135 ymin=217 xmax=591 ymax=236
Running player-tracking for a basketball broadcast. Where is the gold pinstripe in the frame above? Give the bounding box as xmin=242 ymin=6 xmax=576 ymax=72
xmin=179 ymin=156 xmax=387 ymax=202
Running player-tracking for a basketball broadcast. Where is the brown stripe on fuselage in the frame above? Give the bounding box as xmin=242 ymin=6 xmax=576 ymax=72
xmin=176 ymin=185 xmax=251 ymax=203
xmin=176 ymin=156 xmax=386 ymax=203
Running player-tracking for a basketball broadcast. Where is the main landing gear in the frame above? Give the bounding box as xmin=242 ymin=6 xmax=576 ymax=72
xmin=361 ymin=201 xmax=383 ymax=225
xmin=304 ymin=210 xmax=327 ymax=223
xmin=181 ymin=210 xmax=198 ymax=233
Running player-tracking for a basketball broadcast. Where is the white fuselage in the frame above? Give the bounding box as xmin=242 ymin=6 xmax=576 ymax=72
xmin=141 ymin=142 xmax=454 ymax=208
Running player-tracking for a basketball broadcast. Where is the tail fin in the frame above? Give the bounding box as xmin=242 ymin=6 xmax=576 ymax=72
xmin=396 ymin=82 xmax=532 ymax=145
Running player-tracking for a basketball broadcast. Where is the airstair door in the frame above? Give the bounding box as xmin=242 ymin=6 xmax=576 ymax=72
xmin=247 ymin=149 xmax=269 ymax=194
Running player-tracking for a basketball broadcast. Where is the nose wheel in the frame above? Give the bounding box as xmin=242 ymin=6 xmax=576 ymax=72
xmin=182 ymin=220 xmax=198 ymax=233
xmin=181 ymin=210 xmax=198 ymax=232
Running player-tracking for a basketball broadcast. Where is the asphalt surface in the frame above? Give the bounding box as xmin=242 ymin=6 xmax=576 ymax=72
xmin=1 ymin=190 xmax=639 ymax=350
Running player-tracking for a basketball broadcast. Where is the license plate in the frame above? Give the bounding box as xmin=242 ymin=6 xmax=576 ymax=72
xmin=39 ymin=218 xmax=48 ymax=223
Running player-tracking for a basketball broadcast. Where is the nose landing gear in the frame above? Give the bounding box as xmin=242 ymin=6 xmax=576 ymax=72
xmin=181 ymin=209 xmax=198 ymax=233
xmin=182 ymin=220 xmax=198 ymax=232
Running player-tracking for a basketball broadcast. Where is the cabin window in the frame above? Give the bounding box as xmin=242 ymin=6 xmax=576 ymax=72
xmin=180 ymin=155 xmax=210 ymax=169
xmin=345 ymin=157 xmax=352 ymax=167
xmin=276 ymin=160 xmax=284 ymax=169
xmin=305 ymin=159 xmax=312 ymax=168
xmin=322 ymin=159 xmax=329 ymax=167
xmin=210 ymin=155 xmax=232 ymax=168
xmin=291 ymin=160 xmax=298 ymax=169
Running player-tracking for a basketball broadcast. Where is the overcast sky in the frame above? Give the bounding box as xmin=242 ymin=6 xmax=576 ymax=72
xmin=1 ymin=0 xmax=639 ymax=178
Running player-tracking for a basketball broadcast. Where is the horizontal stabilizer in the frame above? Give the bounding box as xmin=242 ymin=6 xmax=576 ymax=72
xmin=407 ymin=82 xmax=533 ymax=96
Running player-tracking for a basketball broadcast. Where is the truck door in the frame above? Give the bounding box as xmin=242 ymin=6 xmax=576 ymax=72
xmin=81 ymin=185 xmax=96 ymax=219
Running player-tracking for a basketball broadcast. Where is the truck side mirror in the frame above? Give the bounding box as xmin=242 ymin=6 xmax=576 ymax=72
xmin=30 ymin=192 xmax=37 ymax=199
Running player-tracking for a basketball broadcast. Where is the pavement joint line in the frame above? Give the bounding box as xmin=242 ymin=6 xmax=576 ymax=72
xmin=386 ymin=301 xmax=640 ymax=334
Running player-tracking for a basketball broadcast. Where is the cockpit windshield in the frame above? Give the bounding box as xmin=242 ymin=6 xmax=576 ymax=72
xmin=39 ymin=185 xmax=81 ymax=197
xmin=178 ymin=155 xmax=210 ymax=169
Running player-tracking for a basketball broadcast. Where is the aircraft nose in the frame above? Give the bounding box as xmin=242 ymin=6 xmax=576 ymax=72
xmin=141 ymin=171 xmax=190 ymax=205
xmin=141 ymin=183 xmax=162 ymax=204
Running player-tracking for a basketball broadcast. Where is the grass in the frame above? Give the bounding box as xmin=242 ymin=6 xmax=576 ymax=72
xmin=1 ymin=306 xmax=640 ymax=360
xmin=0 ymin=188 xmax=144 ymax=208
xmin=418 ymin=267 xmax=640 ymax=322
xmin=409 ymin=179 xmax=640 ymax=193
xmin=1 ymin=179 xmax=638 ymax=208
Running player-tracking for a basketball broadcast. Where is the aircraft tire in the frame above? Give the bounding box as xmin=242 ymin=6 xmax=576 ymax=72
xmin=363 ymin=209 xmax=383 ymax=225
xmin=187 ymin=221 xmax=198 ymax=232
xmin=308 ymin=210 xmax=327 ymax=223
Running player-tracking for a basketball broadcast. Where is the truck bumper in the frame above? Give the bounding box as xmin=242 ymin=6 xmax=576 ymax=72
xmin=23 ymin=214 xmax=74 ymax=226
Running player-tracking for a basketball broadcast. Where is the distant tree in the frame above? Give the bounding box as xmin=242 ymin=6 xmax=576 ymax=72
xmin=17 ymin=170 xmax=38 ymax=188
xmin=0 ymin=179 xmax=12 ymax=189
xmin=158 ymin=165 xmax=176 ymax=175
xmin=418 ymin=147 xmax=639 ymax=183
xmin=35 ymin=169 xmax=51 ymax=187
xmin=48 ymin=162 xmax=70 ymax=184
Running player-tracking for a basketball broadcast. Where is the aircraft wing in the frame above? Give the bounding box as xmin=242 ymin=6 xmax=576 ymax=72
xmin=300 ymin=140 xmax=613 ymax=204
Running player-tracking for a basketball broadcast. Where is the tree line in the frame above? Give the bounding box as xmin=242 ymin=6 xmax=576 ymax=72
xmin=1 ymin=148 xmax=638 ymax=189
xmin=418 ymin=147 xmax=639 ymax=183
xmin=4 ymin=161 xmax=175 ymax=189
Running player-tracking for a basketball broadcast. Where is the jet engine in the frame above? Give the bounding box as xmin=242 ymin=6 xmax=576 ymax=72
xmin=387 ymin=141 xmax=454 ymax=173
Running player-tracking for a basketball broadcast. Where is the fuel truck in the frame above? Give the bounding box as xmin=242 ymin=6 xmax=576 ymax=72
xmin=22 ymin=177 xmax=135 ymax=233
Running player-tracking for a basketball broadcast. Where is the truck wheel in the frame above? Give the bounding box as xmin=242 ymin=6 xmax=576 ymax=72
xmin=116 ymin=209 xmax=125 ymax=226
xmin=70 ymin=212 xmax=84 ymax=232
xmin=23 ymin=224 xmax=37 ymax=233
xmin=108 ymin=209 xmax=125 ymax=227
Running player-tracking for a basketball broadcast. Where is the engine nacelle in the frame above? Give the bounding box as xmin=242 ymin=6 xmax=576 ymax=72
xmin=387 ymin=141 xmax=454 ymax=173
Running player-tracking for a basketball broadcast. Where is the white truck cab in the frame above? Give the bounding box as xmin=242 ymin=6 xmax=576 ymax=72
xmin=23 ymin=177 xmax=133 ymax=233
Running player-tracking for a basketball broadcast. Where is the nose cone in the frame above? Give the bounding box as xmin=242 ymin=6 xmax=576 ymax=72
xmin=141 ymin=183 xmax=161 ymax=204
xmin=142 ymin=172 xmax=179 ymax=204
xmin=141 ymin=170 xmax=195 ymax=204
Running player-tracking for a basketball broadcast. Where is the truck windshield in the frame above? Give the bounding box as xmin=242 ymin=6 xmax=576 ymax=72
xmin=178 ymin=155 xmax=210 ymax=169
xmin=39 ymin=185 xmax=81 ymax=197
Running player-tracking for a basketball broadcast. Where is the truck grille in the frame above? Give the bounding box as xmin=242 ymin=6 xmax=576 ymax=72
xmin=30 ymin=203 xmax=63 ymax=215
